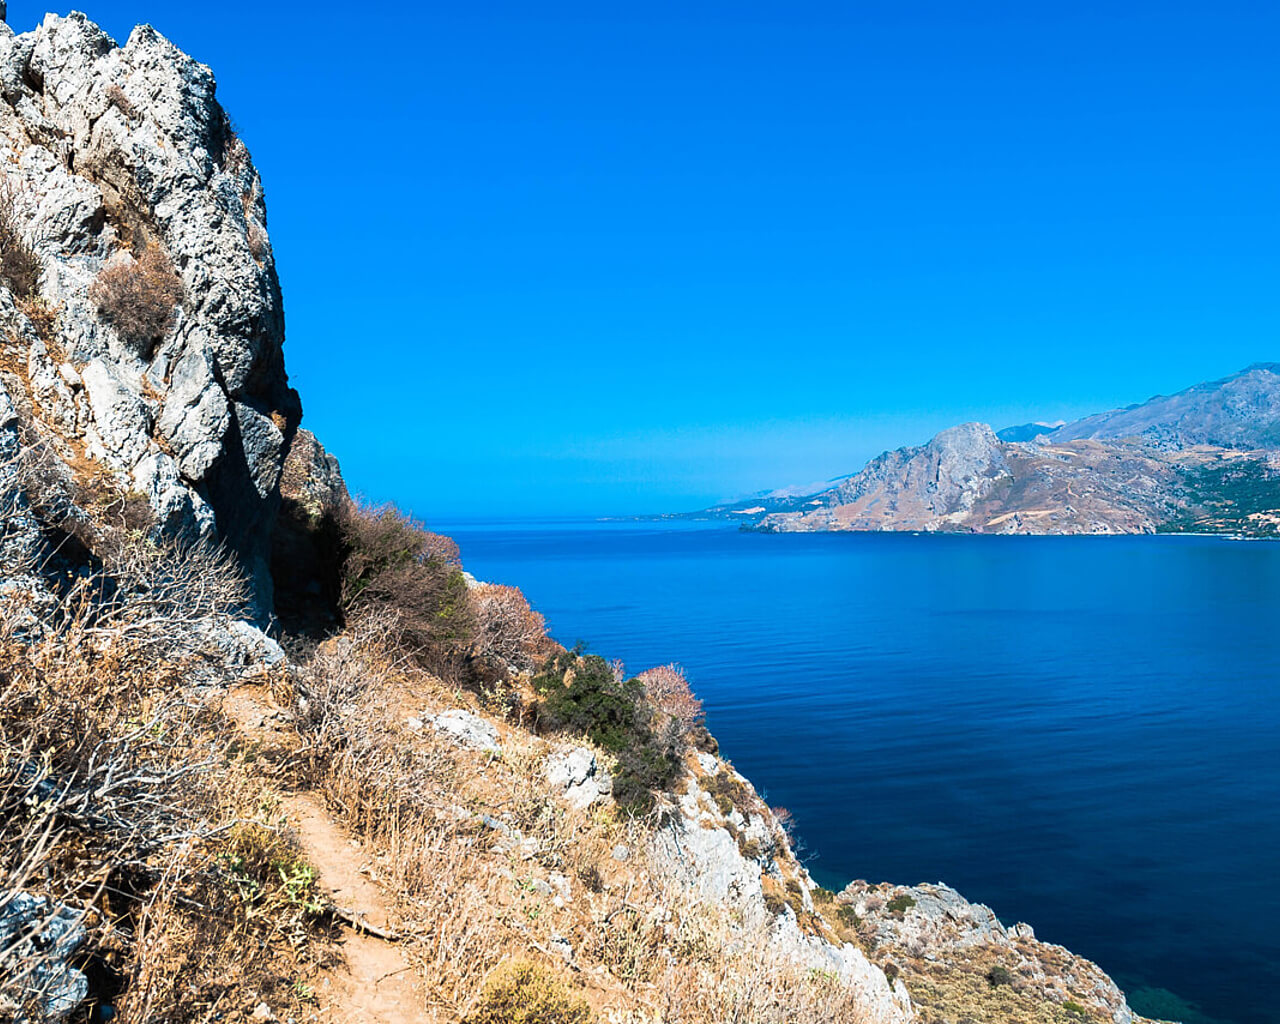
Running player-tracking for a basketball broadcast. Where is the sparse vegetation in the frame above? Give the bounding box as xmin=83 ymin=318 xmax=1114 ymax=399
xmin=886 ymin=893 xmax=917 ymax=916
xmin=0 ymin=184 xmax=41 ymax=297
xmin=534 ymin=648 xmax=685 ymax=811
xmin=89 ymin=242 xmax=184 ymax=355
xmin=465 ymin=961 xmax=593 ymax=1024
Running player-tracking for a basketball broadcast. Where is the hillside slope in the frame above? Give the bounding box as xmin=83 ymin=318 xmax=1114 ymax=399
xmin=749 ymin=365 xmax=1280 ymax=535
xmin=0 ymin=10 xmax=1164 ymax=1024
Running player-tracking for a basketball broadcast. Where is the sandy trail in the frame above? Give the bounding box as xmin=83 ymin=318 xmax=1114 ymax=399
xmin=223 ymin=684 xmax=422 ymax=1024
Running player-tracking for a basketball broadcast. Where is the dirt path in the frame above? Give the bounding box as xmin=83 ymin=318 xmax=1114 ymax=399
xmin=223 ymin=684 xmax=422 ymax=1024
xmin=285 ymin=793 xmax=420 ymax=1024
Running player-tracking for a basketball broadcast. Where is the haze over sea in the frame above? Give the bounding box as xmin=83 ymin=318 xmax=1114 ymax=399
xmin=441 ymin=521 xmax=1280 ymax=1024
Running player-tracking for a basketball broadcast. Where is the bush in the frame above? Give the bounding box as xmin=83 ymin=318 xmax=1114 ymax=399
xmin=986 ymin=965 xmax=1016 ymax=987
xmin=465 ymin=961 xmax=592 ymax=1024
xmin=89 ymin=242 xmax=184 ymax=355
xmin=336 ymin=501 xmax=474 ymax=670
xmin=636 ymin=663 xmax=703 ymax=736
xmin=535 ymin=648 xmax=684 ymax=812
xmin=472 ymin=583 xmax=546 ymax=670
xmin=886 ymin=893 xmax=916 ymax=916
xmin=0 ymin=185 xmax=40 ymax=297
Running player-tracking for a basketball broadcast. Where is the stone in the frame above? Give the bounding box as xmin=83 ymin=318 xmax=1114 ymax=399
xmin=427 ymin=710 xmax=500 ymax=753
xmin=546 ymin=747 xmax=613 ymax=809
xmin=0 ymin=891 xmax=89 ymax=1021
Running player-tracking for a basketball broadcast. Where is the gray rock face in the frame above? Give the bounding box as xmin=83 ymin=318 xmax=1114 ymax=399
xmin=428 ymin=710 xmax=500 ymax=753
xmin=827 ymin=422 xmax=1010 ymax=524
xmin=0 ymin=891 xmax=89 ymax=1022
xmin=0 ymin=12 xmax=300 ymax=615
xmin=843 ymin=881 xmax=1138 ymax=1024
xmin=546 ymin=747 xmax=613 ymax=809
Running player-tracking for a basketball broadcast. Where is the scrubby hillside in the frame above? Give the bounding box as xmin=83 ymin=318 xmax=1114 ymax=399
xmin=0 ymin=10 xmax=1166 ymax=1024
xmin=698 ymin=365 xmax=1280 ymax=536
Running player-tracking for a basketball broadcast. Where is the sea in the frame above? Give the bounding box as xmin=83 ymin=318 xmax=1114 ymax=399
xmin=439 ymin=520 xmax=1280 ymax=1024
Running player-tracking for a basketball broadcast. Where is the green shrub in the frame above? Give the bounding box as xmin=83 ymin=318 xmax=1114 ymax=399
xmin=465 ymin=960 xmax=592 ymax=1024
xmin=835 ymin=904 xmax=861 ymax=929
xmin=705 ymin=768 xmax=753 ymax=817
xmin=535 ymin=649 xmax=683 ymax=813
xmin=886 ymin=893 xmax=916 ymax=916
xmin=986 ymin=965 xmax=1016 ymax=987
xmin=1062 ymin=1002 xmax=1088 ymax=1018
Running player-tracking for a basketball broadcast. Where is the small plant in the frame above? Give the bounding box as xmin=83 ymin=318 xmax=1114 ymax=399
xmin=1062 ymin=1001 xmax=1089 ymax=1018
xmin=835 ymin=904 xmax=861 ymax=929
xmin=90 ymin=242 xmax=184 ymax=355
xmin=106 ymin=82 xmax=136 ymax=119
xmin=465 ymin=960 xmax=592 ymax=1024
xmin=882 ymin=962 xmax=900 ymax=984
xmin=737 ymin=835 xmax=761 ymax=861
xmin=763 ymin=891 xmax=787 ymax=916
xmin=886 ymin=893 xmax=917 ymax=916
xmin=0 ymin=185 xmax=40 ymax=297
xmin=986 ymin=965 xmax=1016 ymax=987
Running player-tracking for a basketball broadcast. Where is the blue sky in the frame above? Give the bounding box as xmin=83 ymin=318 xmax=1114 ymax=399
xmin=21 ymin=2 xmax=1280 ymax=516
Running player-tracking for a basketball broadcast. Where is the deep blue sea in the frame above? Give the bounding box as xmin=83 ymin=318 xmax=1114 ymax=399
xmin=441 ymin=521 xmax=1280 ymax=1024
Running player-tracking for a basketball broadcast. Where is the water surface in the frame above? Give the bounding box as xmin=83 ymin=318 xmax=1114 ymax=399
xmin=440 ymin=523 xmax=1279 ymax=1024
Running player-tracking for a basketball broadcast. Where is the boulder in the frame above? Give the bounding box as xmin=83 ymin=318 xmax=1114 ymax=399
xmin=546 ymin=747 xmax=613 ymax=809
xmin=428 ymin=710 xmax=500 ymax=753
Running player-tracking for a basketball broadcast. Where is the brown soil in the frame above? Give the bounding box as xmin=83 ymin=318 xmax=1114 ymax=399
xmin=223 ymin=684 xmax=424 ymax=1024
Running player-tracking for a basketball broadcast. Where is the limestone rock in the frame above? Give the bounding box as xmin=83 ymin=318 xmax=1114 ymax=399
xmin=0 ymin=891 xmax=89 ymax=1022
xmin=546 ymin=747 xmax=613 ymax=809
xmin=0 ymin=11 xmax=301 ymax=616
xmin=428 ymin=710 xmax=500 ymax=753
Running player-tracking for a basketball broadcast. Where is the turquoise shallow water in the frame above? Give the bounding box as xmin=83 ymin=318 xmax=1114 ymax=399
xmin=440 ymin=522 xmax=1280 ymax=1024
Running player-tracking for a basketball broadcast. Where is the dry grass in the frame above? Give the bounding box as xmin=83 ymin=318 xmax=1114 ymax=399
xmin=0 ymin=183 xmax=41 ymax=297
xmin=0 ymin=540 xmax=325 ymax=1024
xmin=282 ymin=613 xmax=880 ymax=1024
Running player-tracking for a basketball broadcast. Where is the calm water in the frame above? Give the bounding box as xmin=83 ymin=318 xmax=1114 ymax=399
xmin=442 ymin=522 xmax=1280 ymax=1024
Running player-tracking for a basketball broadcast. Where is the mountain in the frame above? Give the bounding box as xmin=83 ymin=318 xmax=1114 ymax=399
xmin=738 ymin=365 xmax=1280 ymax=536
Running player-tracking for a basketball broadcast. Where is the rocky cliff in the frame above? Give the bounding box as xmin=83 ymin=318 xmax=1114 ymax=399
xmin=741 ymin=364 xmax=1280 ymax=536
xmin=0 ymin=11 xmax=298 ymax=615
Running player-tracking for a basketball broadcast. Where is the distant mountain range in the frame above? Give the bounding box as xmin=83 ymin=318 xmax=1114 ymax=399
xmin=677 ymin=363 xmax=1280 ymax=536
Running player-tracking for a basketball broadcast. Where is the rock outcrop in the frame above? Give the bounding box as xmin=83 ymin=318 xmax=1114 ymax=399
xmin=0 ymin=12 xmax=299 ymax=615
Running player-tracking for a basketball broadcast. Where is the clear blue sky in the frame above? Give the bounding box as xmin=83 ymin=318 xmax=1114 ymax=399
xmin=20 ymin=2 xmax=1280 ymax=517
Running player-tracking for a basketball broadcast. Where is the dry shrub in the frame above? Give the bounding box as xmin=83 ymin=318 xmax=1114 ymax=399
xmin=247 ymin=220 xmax=268 ymax=261
xmin=89 ymin=243 xmax=184 ymax=356
xmin=16 ymin=295 xmax=61 ymax=342
xmin=0 ymin=533 xmax=322 ymax=1023
xmin=472 ymin=583 xmax=546 ymax=671
xmin=465 ymin=961 xmax=592 ymax=1024
xmin=105 ymin=82 xmax=136 ymax=120
xmin=0 ymin=184 xmax=40 ymax=297
xmin=636 ymin=663 xmax=703 ymax=736
xmin=655 ymin=941 xmax=872 ymax=1024
xmin=336 ymin=501 xmax=474 ymax=672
